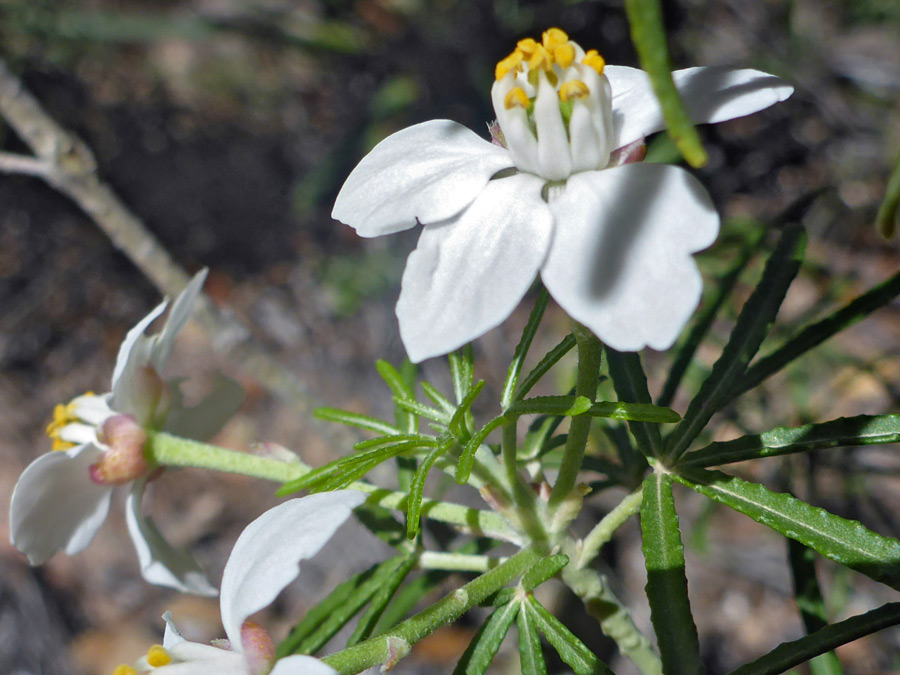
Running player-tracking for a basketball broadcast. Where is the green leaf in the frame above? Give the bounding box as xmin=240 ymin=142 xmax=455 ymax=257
xmin=623 ymin=0 xmax=707 ymax=167
xmin=640 ymin=472 xmax=703 ymax=675
xmin=876 ymin=154 xmax=900 ymax=238
xmin=509 ymin=395 xmax=592 ymax=417
xmin=522 ymin=554 xmax=570 ymax=591
xmin=734 ymin=270 xmax=900 ymax=399
xmin=589 ymin=401 xmax=681 ymax=424
xmin=524 ymin=595 xmax=614 ymax=675
xmin=681 ymin=414 xmax=900 ymax=467
xmin=787 ymin=541 xmax=844 ymax=675
xmin=659 ymin=230 xmax=762 ymax=407
xmin=514 ymin=333 xmax=576 ymax=402
xmin=348 ymin=549 xmax=419 ymax=646
xmin=453 ymin=601 xmax=520 ymax=675
xmin=502 ymin=286 xmax=550 ymax=409
xmin=450 ymin=344 xmax=476 ymax=405
xmin=278 ymin=555 xmax=407 ymax=656
xmin=675 ymin=468 xmax=900 ymax=590
xmin=376 ymin=359 xmax=415 ymax=399
xmin=407 ymin=441 xmax=452 ymax=539
xmin=457 ymin=415 xmax=507 ymax=484
xmin=314 ymin=407 xmax=398 ymax=436
xmin=729 ymin=602 xmax=900 ymax=675
xmin=354 ymin=433 xmax=436 ymax=450
xmin=517 ymin=598 xmax=549 ymax=675
xmin=665 ymin=224 xmax=807 ymax=462
xmin=449 ymin=380 xmax=486 ymax=436
xmin=606 ymin=348 xmax=664 ymax=459
xmin=421 ymin=381 xmax=457 ymax=415
xmin=394 ymin=397 xmax=451 ymax=425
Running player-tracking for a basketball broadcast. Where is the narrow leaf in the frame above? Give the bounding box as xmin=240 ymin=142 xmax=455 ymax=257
xmin=421 ymin=381 xmax=457 ymax=415
xmin=522 ymin=554 xmax=569 ymax=591
xmin=787 ymin=541 xmax=844 ymax=675
xmin=640 ymin=472 xmax=703 ymax=675
xmin=457 ymin=415 xmax=507 ymax=484
xmin=589 ymin=401 xmax=681 ymax=424
xmin=407 ymin=441 xmax=452 ymax=538
xmin=606 ymin=348 xmax=663 ymax=458
xmin=348 ymin=550 xmax=419 ymax=646
xmin=376 ymin=359 xmax=415 ymax=398
xmin=875 ymin=154 xmax=900 ymax=238
xmin=665 ymin=224 xmax=807 ymax=462
xmin=675 ymin=468 xmax=900 ymax=590
xmin=525 ymin=595 xmax=614 ymax=675
xmin=449 ymin=344 xmax=476 ymax=405
xmin=449 ymin=380 xmax=486 ymax=436
xmin=517 ymin=600 xmax=549 ymax=675
xmin=624 ymin=0 xmax=707 ymax=167
xmin=681 ymin=414 xmax=900 ymax=467
xmin=514 ymin=333 xmax=576 ymax=402
xmin=394 ymin=397 xmax=451 ymax=425
xmin=453 ymin=601 xmax=520 ymax=675
xmin=502 ymin=286 xmax=550 ymax=409
xmin=729 ymin=602 xmax=900 ymax=675
xmin=314 ymin=407 xmax=397 ymax=435
xmin=510 ymin=395 xmax=592 ymax=417
xmin=735 ymin=270 xmax=900 ymax=399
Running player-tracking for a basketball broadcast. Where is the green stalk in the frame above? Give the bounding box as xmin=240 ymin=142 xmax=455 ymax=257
xmin=322 ymin=547 xmax=541 ymax=674
xmin=576 ymin=487 xmax=643 ymax=568
xmin=147 ymin=431 xmax=520 ymax=543
xmin=548 ymin=324 xmax=602 ymax=510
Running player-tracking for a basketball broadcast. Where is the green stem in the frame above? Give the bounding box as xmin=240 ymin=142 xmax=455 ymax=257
xmin=322 ymin=547 xmax=542 ymax=674
xmin=577 ymin=487 xmax=644 ymax=568
xmin=548 ymin=324 xmax=602 ymax=510
xmin=147 ymin=431 xmax=521 ymax=543
xmin=418 ymin=551 xmax=506 ymax=572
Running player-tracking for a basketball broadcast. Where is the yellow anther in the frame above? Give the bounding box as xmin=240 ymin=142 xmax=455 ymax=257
xmin=582 ymin=49 xmax=606 ymax=75
xmin=51 ymin=437 xmax=76 ymax=452
xmin=516 ymin=38 xmax=539 ymax=57
xmin=495 ymin=51 xmax=524 ymax=81
xmin=542 ymin=28 xmax=569 ymax=51
xmin=553 ymin=43 xmax=576 ymax=69
xmin=113 ymin=666 xmax=137 ymax=675
xmin=146 ymin=644 xmax=171 ymax=667
xmin=559 ymin=80 xmax=590 ymax=102
xmin=504 ymin=87 xmax=530 ymax=110
xmin=527 ymin=45 xmax=552 ymax=71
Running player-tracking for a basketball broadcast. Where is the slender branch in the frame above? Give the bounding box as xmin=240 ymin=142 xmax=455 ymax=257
xmin=418 ymin=551 xmax=506 ymax=572
xmin=0 ymin=151 xmax=51 ymax=177
xmin=576 ymin=487 xmax=644 ymax=569
xmin=322 ymin=547 xmax=541 ymax=674
xmin=148 ymin=431 xmax=522 ymax=543
xmin=0 ymin=56 xmax=316 ymax=414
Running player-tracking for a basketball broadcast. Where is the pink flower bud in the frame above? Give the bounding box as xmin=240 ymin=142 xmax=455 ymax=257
xmin=241 ymin=621 xmax=276 ymax=675
xmin=89 ymin=414 xmax=149 ymax=485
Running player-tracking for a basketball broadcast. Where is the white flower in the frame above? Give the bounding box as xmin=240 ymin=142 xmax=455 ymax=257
xmin=332 ymin=28 xmax=793 ymax=363
xmin=116 ymin=491 xmax=366 ymax=675
xmin=9 ymin=270 xmax=244 ymax=595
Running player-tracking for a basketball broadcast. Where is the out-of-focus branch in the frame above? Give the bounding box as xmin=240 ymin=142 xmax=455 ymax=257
xmin=0 ymin=56 xmax=317 ymax=414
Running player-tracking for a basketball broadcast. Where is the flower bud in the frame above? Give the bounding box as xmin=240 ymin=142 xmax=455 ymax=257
xmin=241 ymin=620 xmax=276 ymax=675
xmin=89 ymin=414 xmax=149 ymax=485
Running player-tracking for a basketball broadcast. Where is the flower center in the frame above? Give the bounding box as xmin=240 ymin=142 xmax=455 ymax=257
xmin=491 ymin=28 xmax=613 ymax=181
xmin=112 ymin=644 xmax=171 ymax=674
xmin=45 ymin=392 xmax=101 ymax=451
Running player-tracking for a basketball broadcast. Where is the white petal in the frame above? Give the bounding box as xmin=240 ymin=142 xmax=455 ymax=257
xmin=396 ymin=174 xmax=553 ymax=363
xmin=532 ymin=72 xmax=571 ymax=180
xmin=58 ymin=422 xmax=100 ymax=446
xmin=606 ymin=65 xmax=794 ymax=150
xmin=162 ymin=642 xmax=247 ymax=675
xmin=125 ymin=480 xmax=218 ymax=596
xmin=271 ymin=655 xmax=338 ymax=675
xmin=112 ymin=299 xmax=168 ymax=395
xmin=162 ymin=610 xmax=187 ymax=649
xmin=541 ymin=164 xmax=719 ymax=351
xmin=332 ymin=120 xmax=512 ymax=237
xmin=163 ymin=373 xmax=245 ymax=441
xmin=9 ymin=443 xmax=112 ymax=564
xmin=151 ymin=269 xmax=208 ymax=371
xmin=491 ymin=78 xmax=540 ymax=175
xmin=219 ymin=491 xmax=366 ymax=647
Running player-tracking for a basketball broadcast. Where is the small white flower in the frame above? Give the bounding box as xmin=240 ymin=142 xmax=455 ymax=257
xmin=332 ymin=28 xmax=793 ymax=362
xmin=116 ymin=491 xmax=366 ymax=675
xmin=9 ymin=270 xmax=244 ymax=595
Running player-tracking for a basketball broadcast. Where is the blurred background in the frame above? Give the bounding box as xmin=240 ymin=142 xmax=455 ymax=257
xmin=1 ymin=0 xmax=899 ymax=672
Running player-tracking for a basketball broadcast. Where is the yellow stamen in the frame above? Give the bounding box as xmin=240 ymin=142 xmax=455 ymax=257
xmin=527 ymin=45 xmax=552 ymax=71
xmin=583 ymin=49 xmax=606 ymax=75
xmin=504 ymin=87 xmax=530 ymax=110
xmin=146 ymin=644 xmax=172 ymax=667
xmin=52 ymin=437 xmax=76 ymax=452
xmin=559 ymin=80 xmax=590 ymax=102
xmin=495 ymin=51 xmax=524 ymax=81
xmin=553 ymin=43 xmax=576 ymax=69
xmin=516 ymin=38 xmax=539 ymax=57
xmin=113 ymin=666 xmax=137 ymax=675
xmin=542 ymin=28 xmax=569 ymax=51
